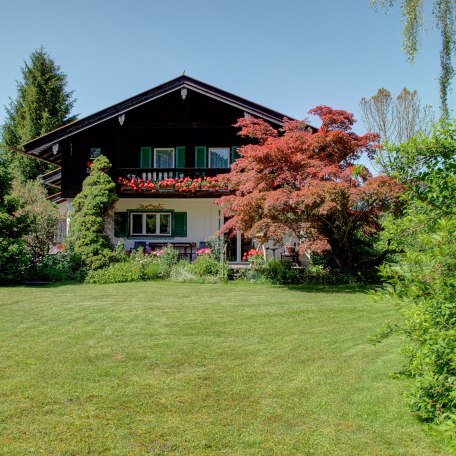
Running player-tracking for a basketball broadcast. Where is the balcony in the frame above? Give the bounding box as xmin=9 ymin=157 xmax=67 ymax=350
xmin=116 ymin=168 xmax=234 ymax=196
xmin=117 ymin=167 xmax=229 ymax=181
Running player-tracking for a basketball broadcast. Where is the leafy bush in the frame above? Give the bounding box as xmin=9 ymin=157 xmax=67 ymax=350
xmin=169 ymin=260 xmax=197 ymax=282
xmin=189 ymin=254 xmax=221 ymax=277
xmin=261 ymin=259 xmax=300 ymax=284
xmin=86 ymin=248 xmax=162 ymax=284
xmin=11 ymin=180 xmax=59 ymax=262
xmin=261 ymin=260 xmax=356 ymax=285
xmin=204 ymin=236 xmax=225 ymax=262
xmin=377 ymin=121 xmax=456 ymax=431
xmin=86 ymin=258 xmax=161 ymax=284
xmin=86 ymin=261 xmax=143 ymax=284
xmin=156 ymin=244 xmax=179 ymax=278
xmin=33 ymin=252 xmax=85 ymax=282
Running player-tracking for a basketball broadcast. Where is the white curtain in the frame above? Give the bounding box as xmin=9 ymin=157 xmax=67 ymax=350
xmin=155 ymin=149 xmax=174 ymax=168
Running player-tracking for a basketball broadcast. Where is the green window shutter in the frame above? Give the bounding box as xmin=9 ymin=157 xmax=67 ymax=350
xmin=114 ymin=212 xmax=128 ymax=237
xmin=195 ymin=146 xmax=207 ymax=168
xmin=140 ymin=147 xmax=152 ymax=168
xmin=175 ymin=146 xmax=185 ymax=168
xmin=172 ymin=212 xmax=187 ymax=237
xmin=231 ymin=146 xmax=241 ymax=164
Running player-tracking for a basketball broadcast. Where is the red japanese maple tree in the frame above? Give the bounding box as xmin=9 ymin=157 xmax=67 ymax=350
xmin=219 ymin=106 xmax=403 ymax=271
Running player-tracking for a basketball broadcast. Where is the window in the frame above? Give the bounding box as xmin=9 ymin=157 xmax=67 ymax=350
xmin=208 ymin=147 xmax=230 ymax=168
xmin=130 ymin=212 xmax=171 ymax=236
xmin=90 ymin=148 xmax=101 ymax=159
xmin=154 ymin=148 xmax=174 ymax=168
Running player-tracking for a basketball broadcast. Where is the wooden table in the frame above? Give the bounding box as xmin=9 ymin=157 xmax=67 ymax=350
xmin=148 ymin=242 xmax=196 ymax=261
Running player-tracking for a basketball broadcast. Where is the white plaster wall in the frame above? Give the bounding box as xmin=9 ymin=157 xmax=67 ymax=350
xmin=55 ymin=197 xmax=310 ymax=265
xmin=112 ymin=198 xmax=222 ymax=250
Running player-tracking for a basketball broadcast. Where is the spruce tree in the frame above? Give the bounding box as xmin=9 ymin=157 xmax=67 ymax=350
xmin=1 ymin=47 xmax=76 ymax=182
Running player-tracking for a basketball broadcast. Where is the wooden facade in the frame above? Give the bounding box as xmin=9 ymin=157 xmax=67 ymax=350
xmin=21 ymin=76 xmax=297 ymax=199
xmin=20 ymin=76 xmax=311 ymax=260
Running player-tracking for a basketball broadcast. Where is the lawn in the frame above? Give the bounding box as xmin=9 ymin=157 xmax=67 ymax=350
xmin=0 ymin=282 xmax=449 ymax=455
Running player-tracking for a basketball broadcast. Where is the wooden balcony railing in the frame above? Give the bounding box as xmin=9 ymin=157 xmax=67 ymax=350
xmin=117 ymin=167 xmax=229 ymax=181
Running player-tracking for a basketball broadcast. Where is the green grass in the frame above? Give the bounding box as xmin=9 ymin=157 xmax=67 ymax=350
xmin=0 ymin=282 xmax=450 ymax=455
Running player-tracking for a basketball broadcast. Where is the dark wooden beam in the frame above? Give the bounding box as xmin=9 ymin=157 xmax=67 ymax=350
xmin=7 ymin=146 xmax=58 ymax=166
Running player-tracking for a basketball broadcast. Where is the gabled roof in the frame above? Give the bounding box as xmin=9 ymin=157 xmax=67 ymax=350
xmin=21 ymin=75 xmax=297 ymax=162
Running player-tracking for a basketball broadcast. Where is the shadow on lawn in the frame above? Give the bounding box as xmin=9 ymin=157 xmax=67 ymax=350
xmin=7 ymin=281 xmax=380 ymax=294
xmin=10 ymin=280 xmax=85 ymax=288
xmin=282 ymin=283 xmax=378 ymax=294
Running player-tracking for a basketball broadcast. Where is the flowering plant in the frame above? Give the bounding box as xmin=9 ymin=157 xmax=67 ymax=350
xmin=196 ymin=247 xmax=211 ymax=255
xmin=243 ymin=248 xmax=264 ymax=267
xmin=118 ymin=176 xmax=234 ymax=193
xmin=247 ymin=248 xmax=262 ymax=259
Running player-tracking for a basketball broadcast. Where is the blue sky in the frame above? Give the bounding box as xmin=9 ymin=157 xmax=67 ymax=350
xmin=0 ymin=0 xmax=448 ymax=134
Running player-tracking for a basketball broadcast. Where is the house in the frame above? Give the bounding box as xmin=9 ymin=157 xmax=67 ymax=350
xmin=20 ymin=75 xmax=308 ymax=262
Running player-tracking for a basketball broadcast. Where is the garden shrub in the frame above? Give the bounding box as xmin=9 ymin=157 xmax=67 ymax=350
xmin=11 ymin=179 xmax=59 ymax=262
xmin=189 ymin=254 xmax=221 ymax=277
xmin=156 ymin=244 xmax=179 ymax=278
xmin=377 ymin=121 xmax=456 ymax=434
xmin=261 ymin=259 xmax=300 ymax=285
xmin=204 ymin=236 xmax=224 ymax=262
xmin=86 ymin=261 xmax=143 ymax=284
xmin=168 ymin=260 xmax=220 ymax=283
xmin=33 ymin=252 xmax=85 ymax=282
xmin=85 ymin=258 xmax=161 ymax=284
xmin=86 ymin=248 xmax=161 ymax=284
xmin=169 ymin=260 xmax=197 ymax=282
xmin=261 ymin=260 xmax=356 ymax=285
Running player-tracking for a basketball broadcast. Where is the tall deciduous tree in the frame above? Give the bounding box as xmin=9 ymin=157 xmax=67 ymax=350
xmin=219 ymin=107 xmax=403 ymax=272
xmin=370 ymin=0 xmax=455 ymax=118
xmin=360 ymin=87 xmax=435 ymax=173
xmin=1 ymin=47 xmax=76 ymax=182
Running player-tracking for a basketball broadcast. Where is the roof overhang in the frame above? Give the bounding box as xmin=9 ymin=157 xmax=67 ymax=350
xmin=47 ymin=192 xmax=67 ymax=205
xmin=41 ymin=167 xmax=62 ymax=188
xmin=21 ymin=75 xmax=305 ymax=164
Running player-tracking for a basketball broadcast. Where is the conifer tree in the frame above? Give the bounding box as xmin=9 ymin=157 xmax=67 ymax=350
xmin=66 ymin=155 xmax=118 ymax=270
xmin=1 ymin=47 xmax=76 ymax=182
xmin=0 ymin=162 xmax=29 ymax=283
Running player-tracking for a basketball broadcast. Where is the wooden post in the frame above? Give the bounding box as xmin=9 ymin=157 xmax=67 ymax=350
xmin=220 ymin=242 xmax=227 ymax=279
xmin=236 ymin=231 xmax=242 ymax=263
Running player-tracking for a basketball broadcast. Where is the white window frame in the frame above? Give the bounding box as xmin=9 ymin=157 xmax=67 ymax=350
xmin=208 ymin=147 xmax=230 ymax=169
xmin=154 ymin=148 xmax=175 ymax=168
xmin=130 ymin=212 xmax=172 ymax=236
